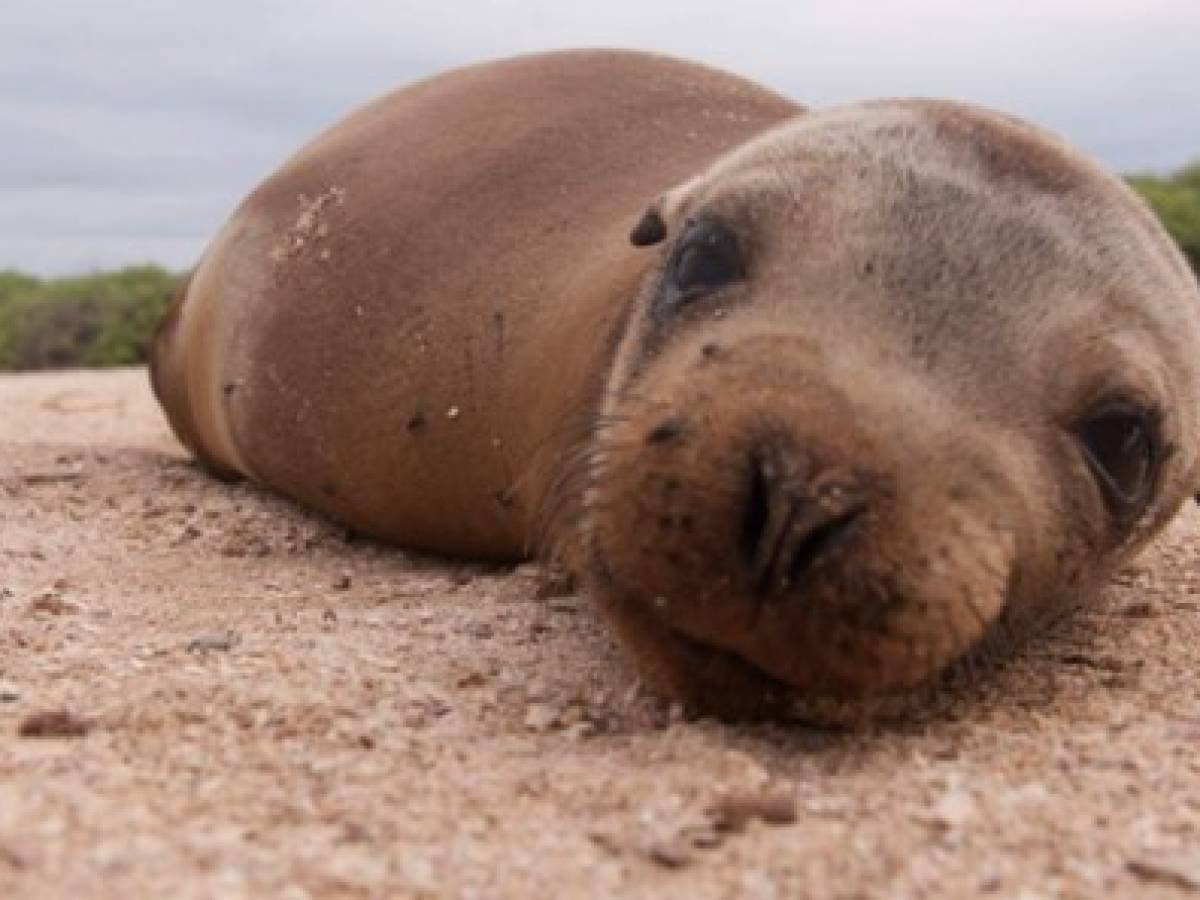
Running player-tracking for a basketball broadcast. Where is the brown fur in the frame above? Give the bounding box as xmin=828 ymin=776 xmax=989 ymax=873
xmin=152 ymin=51 xmax=1200 ymax=719
xmin=152 ymin=49 xmax=798 ymax=559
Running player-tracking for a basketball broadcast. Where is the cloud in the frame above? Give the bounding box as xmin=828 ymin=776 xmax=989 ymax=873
xmin=2 ymin=0 xmax=1198 ymax=274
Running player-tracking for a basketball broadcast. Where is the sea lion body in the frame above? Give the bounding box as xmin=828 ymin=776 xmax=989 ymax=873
xmin=153 ymin=50 xmax=1200 ymax=717
xmin=150 ymin=50 xmax=799 ymax=558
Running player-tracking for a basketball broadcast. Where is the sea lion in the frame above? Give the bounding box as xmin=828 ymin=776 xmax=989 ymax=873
xmin=151 ymin=49 xmax=1200 ymax=718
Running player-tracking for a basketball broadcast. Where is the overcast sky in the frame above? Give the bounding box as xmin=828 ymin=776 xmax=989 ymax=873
xmin=2 ymin=0 xmax=1198 ymax=275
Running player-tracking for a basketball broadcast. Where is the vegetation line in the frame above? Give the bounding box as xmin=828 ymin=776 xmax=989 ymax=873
xmin=0 ymin=266 xmax=177 ymax=371
xmin=1 ymin=166 xmax=1197 ymax=372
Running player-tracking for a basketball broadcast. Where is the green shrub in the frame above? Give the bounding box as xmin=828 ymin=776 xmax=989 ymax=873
xmin=1128 ymin=162 xmax=1200 ymax=276
xmin=0 ymin=266 xmax=179 ymax=370
xmin=0 ymin=271 xmax=40 ymax=303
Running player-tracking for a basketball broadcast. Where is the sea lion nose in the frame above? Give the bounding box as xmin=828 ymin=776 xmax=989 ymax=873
xmin=738 ymin=441 xmax=866 ymax=596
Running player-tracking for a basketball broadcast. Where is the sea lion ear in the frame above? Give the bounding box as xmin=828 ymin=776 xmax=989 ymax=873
xmin=629 ymin=205 xmax=668 ymax=247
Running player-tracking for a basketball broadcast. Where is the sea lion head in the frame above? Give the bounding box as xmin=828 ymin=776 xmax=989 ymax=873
xmin=577 ymin=99 xmax=1200 ymax=719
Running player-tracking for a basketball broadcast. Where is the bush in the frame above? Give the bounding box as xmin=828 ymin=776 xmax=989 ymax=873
xmin=0 ymin=266 xmax=179 ymax=370
xmin=1127 ymin=162 xmax=1200 ymax=276
xmin=0 ymin=271 xmax=40 ymax=303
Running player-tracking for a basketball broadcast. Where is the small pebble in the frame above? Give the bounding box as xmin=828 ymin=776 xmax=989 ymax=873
xmin=456 ymin=671 xmax=488 ymax=689
xmin=1128 ymin=853 xmax=1200 ymax=891
xmin=564 ymin=721 xmax=595 ymax=741
xmin=586 ymin=830 xmax=623 ymax=856
xmin=186 ymin=631 xmax=240 ymax=653
xmin=927 ymin=787 xmax=976 ymax=831
xmin=706 ymin=789 xmax=798 ymax=832
xmin=27 ymin=594 xmax=79 ymax=616
xmin=18 ymin=710 xmax=90 ymax=738
xmin=524 ymin=703 xmax=560 ymax=732
xmin=647 ymin=836 xmax=692 ymax=869
xmin=680 ymin=822 xmax=724 ymax=849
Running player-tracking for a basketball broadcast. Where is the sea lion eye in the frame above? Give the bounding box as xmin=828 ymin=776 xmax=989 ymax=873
xmin=1078 ymin=404 xmax=1158 ymax=515
xmin=669 ymin=220 xmax=745 ymax=296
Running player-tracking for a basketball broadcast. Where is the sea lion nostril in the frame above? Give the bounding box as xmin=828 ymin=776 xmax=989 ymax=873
xmin=739 ymin=453 xmax=772 ymax=567
xmin=783 ymin=504 xmax=864 ymax=586
xmin=739 ymin=445 xmax=865 ymax=595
